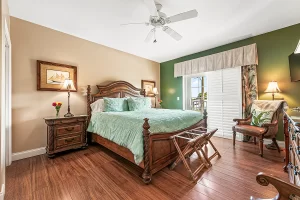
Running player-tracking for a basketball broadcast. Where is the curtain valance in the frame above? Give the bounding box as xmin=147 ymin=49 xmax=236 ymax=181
xmin=174 ymin=43 xmax=258 ymax=77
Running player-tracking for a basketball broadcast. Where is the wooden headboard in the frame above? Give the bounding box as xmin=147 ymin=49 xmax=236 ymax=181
xmin=87 ymin=81 xmax=146 ymax=122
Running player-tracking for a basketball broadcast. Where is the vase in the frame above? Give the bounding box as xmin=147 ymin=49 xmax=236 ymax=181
xmin=56 ymin=109 xmax=60 ymax=117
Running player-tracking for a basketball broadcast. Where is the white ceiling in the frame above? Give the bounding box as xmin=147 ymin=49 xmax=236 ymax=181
xmin=8 ymin=0 xmax=300 ymax=63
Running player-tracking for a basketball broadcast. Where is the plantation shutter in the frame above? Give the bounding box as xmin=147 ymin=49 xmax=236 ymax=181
xmin=207 ymin=67 xmax=242 ymax=139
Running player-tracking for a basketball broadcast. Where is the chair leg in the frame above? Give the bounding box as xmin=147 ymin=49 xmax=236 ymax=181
xmin=233 ymin=130 xmax=236 ymax=146
xmin=272 ymin=138 xmax=281 ymax=153
xmin=254 ymin=137 xmax=257 ymax=145
xmin=259 ymin=135 xmax=264 ymax=157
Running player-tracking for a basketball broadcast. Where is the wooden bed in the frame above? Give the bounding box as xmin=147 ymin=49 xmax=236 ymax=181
xmin=87 ymin=81 xmax=207 ymax=184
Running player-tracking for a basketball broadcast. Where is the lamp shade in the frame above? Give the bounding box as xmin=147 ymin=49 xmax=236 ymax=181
xmin=61 ymin=79 xmax=76 ymax=90
xmin=265 ymin=81 xmax=281 ymax=93
xmin=152 ymin=87 xmax=158 ymax=94
xmin=295 ymin=39 xmax=300 ymax=54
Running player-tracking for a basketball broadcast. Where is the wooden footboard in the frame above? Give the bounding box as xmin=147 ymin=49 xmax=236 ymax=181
xmin=142 ymin=112 xmax=207 ymax=184
xmin=89 ymin=115 xmax=207 ymax=184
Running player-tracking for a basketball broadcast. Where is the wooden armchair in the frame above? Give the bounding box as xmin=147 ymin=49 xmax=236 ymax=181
xmin=232 ymin=101 xmax=284 ymax=157
xmin=250 ymin=172 xmax=300 ymax=200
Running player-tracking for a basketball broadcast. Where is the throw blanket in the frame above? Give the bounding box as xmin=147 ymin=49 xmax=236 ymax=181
xmin=87 ymin=109 xmax=203 ymax=164
xmin=251 ymin=100 xmax=288 ymax=114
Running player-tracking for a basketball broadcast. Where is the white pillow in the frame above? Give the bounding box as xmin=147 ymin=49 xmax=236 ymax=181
xmin=90 ymin=99 xmax=104 ymax=113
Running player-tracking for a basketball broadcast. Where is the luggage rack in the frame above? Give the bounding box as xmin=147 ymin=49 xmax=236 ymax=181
xmin=170 ymin=127 xmax=221 ymax=181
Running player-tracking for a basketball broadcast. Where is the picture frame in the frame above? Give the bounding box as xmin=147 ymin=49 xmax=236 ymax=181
xmin=141 ymin=80 xmax=156 ymax=97
xmin=37 ymin=60 xmax=77 ymax=92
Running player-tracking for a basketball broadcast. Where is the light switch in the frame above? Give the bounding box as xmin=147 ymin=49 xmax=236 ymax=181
xmin=177 ymin=97 xmax=180 ymax=101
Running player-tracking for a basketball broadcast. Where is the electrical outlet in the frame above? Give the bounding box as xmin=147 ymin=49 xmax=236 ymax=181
xmin=177 ymin=97 xmax=180 ymax=101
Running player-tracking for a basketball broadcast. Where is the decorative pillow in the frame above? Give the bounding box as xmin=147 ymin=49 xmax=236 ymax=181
xmin=251 ymin=109 xmax=273 ymax=127
xmin=127 ymin=97 xmax=152 ymax=111
xmin=90 ymin=99 xmax=104 ymax=113
xmin=103 ymin=97 xmax=129 ymax=112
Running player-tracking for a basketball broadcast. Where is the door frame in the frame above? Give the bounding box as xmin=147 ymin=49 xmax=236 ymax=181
xmin=3 ymin=18 xmax=11 ymax=166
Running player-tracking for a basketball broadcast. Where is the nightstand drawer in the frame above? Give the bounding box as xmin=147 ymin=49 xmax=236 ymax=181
xmin=55 ymin=134 xmax=82 ymax=149
xmin=56 ymin=123 xmax=82 ymax=137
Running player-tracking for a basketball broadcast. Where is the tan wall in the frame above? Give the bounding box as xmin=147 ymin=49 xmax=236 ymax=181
xmin=11 ymin=17 xmax=160 ymax=153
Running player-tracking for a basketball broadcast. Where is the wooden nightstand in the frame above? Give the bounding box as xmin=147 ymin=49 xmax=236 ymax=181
xmin=44 ymin=115 xmax=88 ymax=157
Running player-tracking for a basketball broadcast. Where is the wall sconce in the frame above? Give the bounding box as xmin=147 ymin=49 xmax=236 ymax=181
xmin=265 ymin=81 xmax=281 ymax=100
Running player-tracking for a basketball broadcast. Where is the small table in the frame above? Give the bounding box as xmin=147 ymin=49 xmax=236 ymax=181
xmin=44 ymin=115 xmax=88 ymax=157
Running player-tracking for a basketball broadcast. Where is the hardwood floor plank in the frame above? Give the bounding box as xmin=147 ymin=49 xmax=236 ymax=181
xmin=185 ymin=188 xmax=212 ymax=200
xmin=5 ymin=137 xmax=287 ymax=200
xmin=202 ymin=168 xmax=277 ymax=197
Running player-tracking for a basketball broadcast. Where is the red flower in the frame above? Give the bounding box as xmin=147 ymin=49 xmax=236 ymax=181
xmin=52 ymin=102 xmax=57 ymax=107
xmin=57 ymin=102 xmax=62 ymax=106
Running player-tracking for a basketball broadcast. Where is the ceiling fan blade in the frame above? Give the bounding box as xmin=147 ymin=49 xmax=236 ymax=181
xmin=145 ymin=28 xmax=156 ymax=43
xmin=143 ymin=0 xmax=159 ymax=18
xmin=162 ymin=26 xmax=182 ymax=41
xmin=165 ymin=9 xmax=198 ymax=24
xmin=121 ymin=22 xmax=149 ymax=26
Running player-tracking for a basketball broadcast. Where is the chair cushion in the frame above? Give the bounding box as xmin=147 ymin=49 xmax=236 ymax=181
xmin=234 ymin=125 xmax=267 ymax=136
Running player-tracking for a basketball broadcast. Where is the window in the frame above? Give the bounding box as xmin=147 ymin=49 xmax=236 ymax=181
xmin=183 ymin=76 xmax=207 ymax=112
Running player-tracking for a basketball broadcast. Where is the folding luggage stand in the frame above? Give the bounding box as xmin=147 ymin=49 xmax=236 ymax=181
xmin=170 ymin=128 xmax=220 ymax=181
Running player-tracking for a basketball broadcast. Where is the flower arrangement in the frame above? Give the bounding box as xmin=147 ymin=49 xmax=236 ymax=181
xmin=158 ymin=99 xmax=163 ymax=108
xmin=52 ymin=102 xmax=62 ymax=117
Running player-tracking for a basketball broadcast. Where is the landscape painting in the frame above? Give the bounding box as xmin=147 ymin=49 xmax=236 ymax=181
xmin=37 ymin=60 xmax=77 ymax=91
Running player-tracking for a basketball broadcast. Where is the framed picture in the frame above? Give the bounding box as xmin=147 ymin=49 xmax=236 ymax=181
xmin=141 ymin=80 xmax=156 ymax=96
xmin=37 ymin=60 xmax=77 ymax=92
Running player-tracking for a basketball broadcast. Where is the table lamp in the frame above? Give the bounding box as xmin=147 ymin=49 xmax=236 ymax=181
xmin=61 ymin=78 xmax=76 ymax=117
xmin=265 ymin=81 xmax=281 ymax=100
xmin=152 ymin=87 xmax=159 ymax=108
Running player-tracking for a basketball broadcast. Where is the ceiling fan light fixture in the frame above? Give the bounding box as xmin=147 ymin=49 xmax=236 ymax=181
xmin=125 ymin=0 xmax=198 ymax=43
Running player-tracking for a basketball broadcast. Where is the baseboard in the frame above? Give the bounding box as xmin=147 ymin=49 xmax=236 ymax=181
xmin=0 ymin=184 xmax=4 ymax=200
xmin=12 ymin=147 xmax=46 ymax=161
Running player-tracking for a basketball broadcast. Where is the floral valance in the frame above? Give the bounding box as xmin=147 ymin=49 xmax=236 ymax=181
xmin=174 ymin=43 xmax=258 ymax=77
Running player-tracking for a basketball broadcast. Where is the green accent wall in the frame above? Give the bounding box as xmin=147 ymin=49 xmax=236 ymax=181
xmin=160 ymin=23 xmax=300 ymax=141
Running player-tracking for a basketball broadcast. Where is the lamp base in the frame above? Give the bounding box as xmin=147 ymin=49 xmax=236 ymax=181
xmin=64 ymin=112 xmax=74 ymax=117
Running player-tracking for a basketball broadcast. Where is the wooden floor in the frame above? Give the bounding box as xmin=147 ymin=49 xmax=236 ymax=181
xmin=5 ymin=137 xmax=287 ymax=200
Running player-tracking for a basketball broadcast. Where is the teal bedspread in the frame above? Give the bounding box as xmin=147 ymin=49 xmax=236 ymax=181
xmin=87 ymin=109 xmax=203 ymax=164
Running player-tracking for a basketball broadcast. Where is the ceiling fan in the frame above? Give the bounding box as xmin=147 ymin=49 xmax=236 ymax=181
xmin=122 ymin=0 xmax=198 ymax=43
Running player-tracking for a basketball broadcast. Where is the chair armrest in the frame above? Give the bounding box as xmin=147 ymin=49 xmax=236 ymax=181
xmin=250 ymin=172 xmax=300 ymax=200
xmin=261 ymin=120 xmax=278 ymax=128
xmin=233 ymin=115 xmax=252 ymax=125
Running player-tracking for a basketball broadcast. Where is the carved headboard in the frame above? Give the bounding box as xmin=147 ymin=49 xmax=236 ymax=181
xmin=87 ymin=81 xmax=146 ymax=122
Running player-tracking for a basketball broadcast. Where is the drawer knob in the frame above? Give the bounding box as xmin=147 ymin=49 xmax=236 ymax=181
xmin=65 ymin=138 xmax=75 ymax=143
xmin=290 ymin=145 xmax=293 ymax=151
xmin=65 ymin=127 xmax=75 ymax=131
